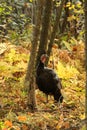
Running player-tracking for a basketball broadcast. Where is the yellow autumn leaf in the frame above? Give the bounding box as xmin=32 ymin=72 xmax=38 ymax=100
xmin=29 ymin=0 xmax=32 ymax=2
xmin=72 ymin=4 xmax=75 ymax=9
xmin=76 ymin=1 xmax=82 ymax=8
xmin=43 ymin=114 xmax=52 ymax=120
xmin=66 ymin=2 xmax=71 ymax=7
xmin=80 ymin=114 xmax=85 ymax=120
xmin=67 ymin=15 xmax=76 ymax=21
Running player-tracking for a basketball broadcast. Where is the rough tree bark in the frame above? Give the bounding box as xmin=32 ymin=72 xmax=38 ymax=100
xmin=46 ymin=0 xmax=65 ymax=65
xmin=36 ymin=0 xmax=52 ymax=67
xmin=85 ymin=0 xmax=87 ymax=129
xmin=25 ymin=0 xmax=42 ymax=112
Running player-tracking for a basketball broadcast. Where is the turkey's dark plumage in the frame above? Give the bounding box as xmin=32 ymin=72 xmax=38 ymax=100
xmin=36 ymin=54 xmax=63 ymax=103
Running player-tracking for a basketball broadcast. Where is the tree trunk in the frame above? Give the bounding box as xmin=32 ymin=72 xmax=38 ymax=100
xmin=61 ymin=0 xmax=70 ymax=33
xmin=25 ymin=0 xmax=42 ymax=112
xmin=46 ymin=0 xmax=65 ymax=65
xmin=85 ymin=0 xmax=87 ymax=129
xmin=36 ymin=0 xmax=52 ymax=67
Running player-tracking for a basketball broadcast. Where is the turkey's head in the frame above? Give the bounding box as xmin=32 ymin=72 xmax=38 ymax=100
xmin=40 ymin=54 xmax=48 ymax=63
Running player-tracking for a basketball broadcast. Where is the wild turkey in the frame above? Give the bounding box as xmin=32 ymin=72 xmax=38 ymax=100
xmin=36 ymin=54 xmax=63 ymax=103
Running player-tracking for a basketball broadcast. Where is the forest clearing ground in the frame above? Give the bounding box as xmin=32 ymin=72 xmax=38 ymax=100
xmin=0 ymin=41 xmax=85 ymax=130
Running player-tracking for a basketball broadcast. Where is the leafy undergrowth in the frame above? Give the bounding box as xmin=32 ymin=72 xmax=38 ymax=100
xmin=0 ymin=40 xmax=85 ymax=130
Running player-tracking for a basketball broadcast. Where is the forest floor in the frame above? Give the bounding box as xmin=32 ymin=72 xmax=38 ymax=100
xmin=0 ymin=40 xmax=85 ymax=130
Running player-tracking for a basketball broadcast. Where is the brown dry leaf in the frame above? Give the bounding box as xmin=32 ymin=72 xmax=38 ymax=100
xmin=12 ymin=71 xmax=25 ymax=78
xmin=64 ymin=122 xmax=70 ymax=129
xmin=56 ymin=113 xmax=64 ymax=129
xmin=43 ymin=113 xmax=52 ymax=120
xmin=0 ymin=43 xmax=7 ymax=55
xmin=14 ymin=127 xmax=20 ymax=130
xmin=27 ymin=112 xmax=33 ymax=116
xmin=52 ymin=43 xmax=58 ymax=49
xmin=22 ymin=124 xmax=29 ymax=130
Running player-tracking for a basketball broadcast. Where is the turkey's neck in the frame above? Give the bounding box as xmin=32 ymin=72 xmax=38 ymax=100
xmin=38 ymin=60 xmax=44 ymax=68
xmin=37 ymin=60 xmax=44 ymax=76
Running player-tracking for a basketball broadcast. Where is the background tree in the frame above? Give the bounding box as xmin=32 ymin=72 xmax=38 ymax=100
xmin=46 ymin=0 xmax=65 ymax=65
xmin=60 ymin=0 xmax=70 ymax=33
xmin=85 ymin=0 xmax=87 ymax=129
xmin=36 ymin=0 xmax=52 ymax=66
xmin=25 ymin=0 xmax=42 ymax=112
